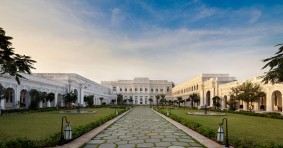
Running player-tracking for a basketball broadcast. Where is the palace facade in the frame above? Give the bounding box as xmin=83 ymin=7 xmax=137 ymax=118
xmin=0 ymin=73 xmax=111 ymax=109
xmin=0 ymin=73 xmax=283 ymax=113
xmin=172 ymin=74 xmax=283 ymax=112
xmin=101 ymin=77 xmax=173 ymax=105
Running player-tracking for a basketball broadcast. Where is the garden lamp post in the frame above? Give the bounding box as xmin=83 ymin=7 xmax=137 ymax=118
xmin=115 ymin=108 xmax=118 ymax=115
xmin=60 ymin=116 xmax=72 ymax=144
xmin=166 ymin=108 xmax=170 ymax=116
xmin=217 ymin=118 xmax=229 ymax=148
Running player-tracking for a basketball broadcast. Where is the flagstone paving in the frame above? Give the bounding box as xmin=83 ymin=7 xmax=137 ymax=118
xmin=84 ymin=106 xmax=204 ymax=148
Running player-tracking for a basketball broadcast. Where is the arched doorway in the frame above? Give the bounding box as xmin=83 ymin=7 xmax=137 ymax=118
xmin=272 ymin=90 xmax=282 ymax=111
xmin=20 ymin=89 xmax=29 ymax=108
xmin=206 ymin=91 xmax=211 ymax=106
xmin=47 ymin=92 xmax=55 ymax=107
xmin=41 ymin=92 xmax=47 ymax=108
xmin=5 ymin=88 xmax=15 ymax=108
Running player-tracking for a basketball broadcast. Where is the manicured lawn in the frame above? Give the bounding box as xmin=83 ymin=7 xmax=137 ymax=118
xmin=0 ymin=108 xmax=117 ymax=140
xmin=168 ymin=108 xmax=283 ymax=146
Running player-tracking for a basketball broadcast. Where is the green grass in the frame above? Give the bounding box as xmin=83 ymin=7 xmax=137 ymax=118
xmin=168 ymin=108 xmax=283 ymax=146
xmin=0 ymin=108 xmax=117 ymax=140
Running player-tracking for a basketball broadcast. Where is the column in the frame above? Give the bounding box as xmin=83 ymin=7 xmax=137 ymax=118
xmin=266 ymin=91 xmax=272 ymax=112
xmin=54 ymin=92 xmax=58 ymax=107
xmin=0 ymin=99 xmax=4 ymax=110
xmin=14 ymin=85 xmax=20 ymax=109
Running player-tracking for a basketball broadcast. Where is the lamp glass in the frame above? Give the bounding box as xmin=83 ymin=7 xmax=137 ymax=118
xmin=64 ymin=125 xmax=72 ymax=140
xmin=217 ymin=125 xmax=224 ymax=142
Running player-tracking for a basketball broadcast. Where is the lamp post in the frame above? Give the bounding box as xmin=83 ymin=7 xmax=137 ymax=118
xmin=60 ymin=116 xmax=72 ymax=145
xmin=166 ymin=108 xmax=170 ymax=116
xmin=115 ymin=108 xmax=118 ymax=115
xmin=217 ymin=118 xmax=229 ymax=148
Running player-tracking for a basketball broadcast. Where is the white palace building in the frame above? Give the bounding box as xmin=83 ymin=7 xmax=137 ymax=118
xmin=0 ymin=73 xmax=283 ymax=113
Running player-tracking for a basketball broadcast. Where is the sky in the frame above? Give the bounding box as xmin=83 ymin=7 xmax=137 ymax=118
xmin=1 ymin=0 xmax=283 ymax=84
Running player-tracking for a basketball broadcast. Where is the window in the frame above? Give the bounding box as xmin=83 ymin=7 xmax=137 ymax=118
xmin=145 ymin=88 xmax=148 ymax=91
xmin=140 ymin=88 xmax=143 ymax=91
xmin=120 ymin=88 xmax=122 ymax=91
xmin=151 ymin=89 xmax=153 ymax=92
xmin=113 ymin=87 xmax=116 ymax=91
xmin=135 ymin=88 xmax=138 ymax=91
xmin=156 ymin=89 xmax=158 ymax=92
xmin=167 ymin=87 xmax=169 ymax=92
xmin=160 ymin=89 xmax=163 ymax=92
xmin=125 ymin=88 xmax=127 ymax=91
xmin=130 ymin=88 xmax=132 ymax=91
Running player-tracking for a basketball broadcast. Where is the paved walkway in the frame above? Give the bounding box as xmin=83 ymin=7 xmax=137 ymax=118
xmin=84 ymin=106 xmax=203 ymax=148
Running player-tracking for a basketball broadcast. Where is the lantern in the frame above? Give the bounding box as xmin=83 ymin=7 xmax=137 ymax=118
xmin=115 ymin=109 xmax=118 ymax=115
xmin=217 ymin=125 xmax=224 ymax=142
xmin=64 ymin=123 xmax=72 ymax=140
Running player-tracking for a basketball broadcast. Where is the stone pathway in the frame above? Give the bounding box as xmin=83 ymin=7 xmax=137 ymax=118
xmin=84 ymin=106 xmax=203 ymax=148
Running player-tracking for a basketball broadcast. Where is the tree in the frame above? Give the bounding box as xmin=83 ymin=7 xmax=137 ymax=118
xmin=160 ymin=94 xmax=166 ymax=107
xmin=46 ymin=93 xmax=55 ymax=102
xmin=189 ymin=93 xmax=200 ymax=108
xmin=212 ymin=96 xmax=221 ymax=109
xmin=155 ymin=94 xmax=160 ymax=107
xmin=116 ymin=94 xmax=123 ymax=105
xmin=63 ymin=91 xmax=77 ymax=107
xmin=111 ymin=99 xmax=116 ymax=104
xmin=148 ymin=98 xmax=153 ymax=107
xmin=84 ymin=95 xmax=94 ymax=107
xmin=262 ymin=44 xmax=283 ymax=84
xmin=29 ymin=89 xmax=40 ymax=109
xmin=234 ymin=81 xmax=262 ymax=111
xmin=177 ymin=96 xmax=183 ymax=107
xmin=99 ymin=97 xmax=104 ymax=105
xmin=227 ymin=95 xmax=238 ymax=111
xmin=0 ymin=27 xmax=36 ymax=84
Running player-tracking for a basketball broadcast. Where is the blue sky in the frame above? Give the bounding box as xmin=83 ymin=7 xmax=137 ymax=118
xmin=0 ymin=0 xmax=283 ymax=84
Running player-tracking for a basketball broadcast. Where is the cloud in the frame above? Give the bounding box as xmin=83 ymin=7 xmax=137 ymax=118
xmin=249 ymin=9 xmax=262 ymax=23
xmin=0 ymin=0 xmax=281 ymax=84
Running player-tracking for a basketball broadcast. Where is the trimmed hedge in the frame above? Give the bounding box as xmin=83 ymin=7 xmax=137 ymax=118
xmin=0 ymin=109 xmax=126 ymax=148
xmin=0 ymin=107 xmax=60 ymax=116
xmin=209 ymin=109 xmax=283 ymax=120
xmin=158 ymin=109 xmax=283 ymax=148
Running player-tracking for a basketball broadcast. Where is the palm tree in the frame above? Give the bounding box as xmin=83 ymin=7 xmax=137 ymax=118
xmin=189 ymin=93 xmax=200 ymax=108
xmin=155 ymin=94 xmax=160 ymax=107
xmin=63 ymin=91 xmax=77 ymax=107
xmin=46 ymin=93 xmax=55 ymax=107
xmin=116 ymin=94 xmax=123 ymax=105
xmin=99 ymin=97 xmax=104 ymax=105
xmin=84 ymin=95 xmax=94 ymax=107
xmin=262 ymin=44 xmax=283 ymax=84
xmin=177 ymin=96 xmax=183 ymax=107
xmin=0 ymin=27 xmax=36 ymax=84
